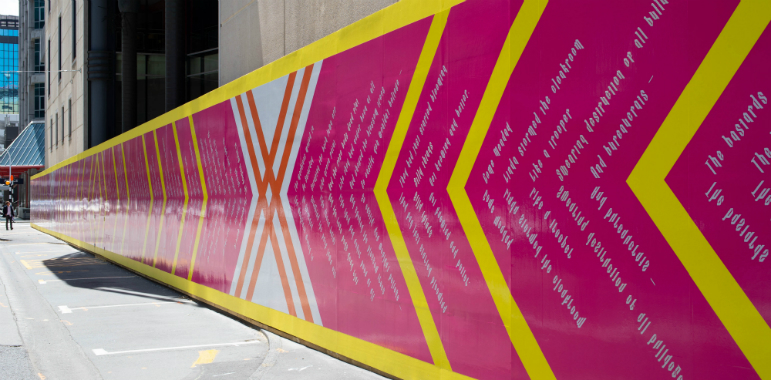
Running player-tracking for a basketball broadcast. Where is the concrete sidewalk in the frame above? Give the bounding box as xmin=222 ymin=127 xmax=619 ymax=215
xmin=0 ymin=224 xmax=387 ymax=380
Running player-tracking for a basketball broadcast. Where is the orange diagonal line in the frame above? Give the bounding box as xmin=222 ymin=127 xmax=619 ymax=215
xmin=269 ymin=71 xmax=298 ymax=165
xmin=270 ymin=64 xmax=315 ymax=321
xmin=267 ymin=206 xmax=297 ymax=317
xmin=245 ymin=91 xmax=272 ymax=171
xmin=245 ymin=199 xmax=277 ymax=301
xmin=275 ymin=204 xmax=313 ymax=322
xmin=234 ymin=95 xmax=266 ymax=297
xmin=276 ymin=65 xmax=314 ymax=188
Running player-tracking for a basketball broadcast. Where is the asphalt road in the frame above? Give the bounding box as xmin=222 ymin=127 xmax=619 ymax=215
xmin=0 ymin=223 xmax=387 ymax=380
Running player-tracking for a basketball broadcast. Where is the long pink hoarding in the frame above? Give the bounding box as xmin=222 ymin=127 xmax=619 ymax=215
xmin=31 ymin=0 xmax=771 ymax=379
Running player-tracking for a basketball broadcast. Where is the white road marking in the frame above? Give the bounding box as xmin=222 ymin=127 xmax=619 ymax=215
xmin=3 ymin=243 xmax=66 ymax=248
xmin=213 ymin=373 xmax=235 ymax=377
xmin=95 ymin=287 xmax=186 ymax=302
xmin=57 ymin=300 xmax=192 ymax=313
xmin=288 ymin=365 xmax=312 ymax=372
xmin=39 ymin=276 xmax=136 ymax=284
xmin=92 ymin=340 xmax=261 ymax=356
xmin=16 ymin=250 xmax=76 ymax=255
xmin=58 ymin=306 xmax=72 ymax=314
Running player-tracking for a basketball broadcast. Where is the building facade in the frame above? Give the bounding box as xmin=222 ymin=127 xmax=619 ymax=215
xmin=0 ymin=15 xmax=19 ymax=116
xmin=18 ymin=0 xmax=46 ymax=132
xmin=33 ymin=0 xmax=397 ymax=168
xmin=0 ymin=15 xmax=20 ymax=156
xmin=43 ymin=0 xmax=84 ymax=167
xmin=219 ymin=0 xmax=397 ymax=85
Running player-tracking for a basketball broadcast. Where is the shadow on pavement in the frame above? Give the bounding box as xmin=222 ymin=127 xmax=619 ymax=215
xmin=40 ymin=251 xmax=203 ymax=306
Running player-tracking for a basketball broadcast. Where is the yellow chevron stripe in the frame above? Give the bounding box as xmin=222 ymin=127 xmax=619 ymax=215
xmin=141 ymin=135 xmax=155 ymax=263
xmin=373 ymin=9 xmax=451 ymax=371
xmin=187 ymin=115 xmax=209 ymax=281
xmin=152 ymin=130 xmax=168 ymax=268
xmin=171 ymin=121 xmax=190 ymax=275
xmin=120 ymin=144 xmax=131 ymax=255
xmin=446 ymin=0 xmax=554 ymax=379
xmin=111 ymin=148 xmax=121 ymax=250
xmin=627 ymin=1 xmax=771 ymax=378
xmin=100 ymin=152 xmax=108 ymax=247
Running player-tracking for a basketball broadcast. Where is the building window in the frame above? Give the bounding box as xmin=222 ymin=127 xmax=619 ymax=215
xmin=55 ymin=112 xmax=58 ymax=146
xmin=68 ymin=99 xmax=71 ymax=138
xmin=61 ymin=106 xmax=64 ymax=143
xmin=34 ymin=40 xmax=44 ymax=71
xmin=47 ymin=39 xmax=50 ymax=95
xmin=34 ymin=84 xmax=45 ymax=118
xmin=34 ymin=0 xmax=45 ymax=29
xmin=0 ymin=41 xmax=19 ymax=113
xmin=72 ymin=0 xmax=76 ymax=59
xmin=72 ymin=0 xmax=78 ymax=59
xmin=50 ymin=119 xmax=53 ymax=150
xmin=186 ymin=50 xmax=218 ymax=102
xmin=58 ymin=17 xmax=61 ymax=81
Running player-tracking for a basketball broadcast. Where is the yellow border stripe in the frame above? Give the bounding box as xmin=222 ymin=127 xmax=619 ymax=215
xmin=627 ymin=1 xmax=771 ymax=378
xmin=141 ymin=135 xmax=155 ymax=262
xmin=447 ymin=0 xmax=553 ymax=379
xmin=30 ymin=223 xmax=474 ymax=380
xmin=32 ymin=0 xmax=467 ymax=182
xmin=187 ymin=115 xmax=209 ymax=281
xmin=152 ymin=130 xmax=168 ymax=268
xmin=373 ymin=9 xmax=451 ymax=371
xmin=171 ymin=121 xmax=189 ymax=275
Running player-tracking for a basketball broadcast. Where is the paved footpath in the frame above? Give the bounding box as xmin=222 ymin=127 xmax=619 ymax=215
xmin=0 ymin=223 xmax=386 ymax=380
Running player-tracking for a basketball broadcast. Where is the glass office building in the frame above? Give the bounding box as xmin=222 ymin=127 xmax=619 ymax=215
xmin=0 ymin=16 xmax=19 ymax=114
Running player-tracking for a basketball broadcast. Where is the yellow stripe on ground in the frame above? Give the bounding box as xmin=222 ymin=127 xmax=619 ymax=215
xmin=171 ymin=122 xmax=190 ymax=275
xmin=152 ymin=130 xmax=168 ymax=268
xmin=141 ymin=135 xmax=155 ymax=262
xmin=373 ymin=9 xmax=451 ymax=371
xmin=191 ymin=350 xmax=219 ymax=368
xmin=446 ymin=1 xmax=553 ymax=379
xmin=187 ymin=115 xmax=209 ymax=281
xmin=627 ymin=1 xmax=771 ymax=378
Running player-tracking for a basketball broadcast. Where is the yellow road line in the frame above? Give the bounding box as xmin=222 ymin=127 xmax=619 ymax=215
xmin=171 ymin=121 xmax=189 ymax=275
xmin=373 ymin=9 xmax=451 ymax=371
xmin=187 ymin=115 xmax=209 ymax=281
xmin=191 ymin=349 xmax=219 ymax=368
xmin=446 ymin=0 xmax=554 ymax=379
xmin=627 ymin=1 xmax=771 ymax=378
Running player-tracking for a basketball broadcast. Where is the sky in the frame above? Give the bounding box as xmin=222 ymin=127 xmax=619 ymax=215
xmin=0 ymin=1 xmax=19 ymax=16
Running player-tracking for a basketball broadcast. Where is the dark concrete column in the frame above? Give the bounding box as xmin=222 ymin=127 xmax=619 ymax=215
xmin=165 ymin=0 xmax=185 ymax=111
xmin=87 ymin=0 xmax=113 ymax=148
xmin=118 ymin=0 xmax=138 ymax=133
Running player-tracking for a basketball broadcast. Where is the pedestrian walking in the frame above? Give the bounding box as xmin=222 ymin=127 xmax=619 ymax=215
xmin=3 ymin=201 xmax=14 ymax=230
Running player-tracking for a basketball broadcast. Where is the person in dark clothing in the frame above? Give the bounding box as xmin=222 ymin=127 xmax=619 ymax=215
xmin=3 ymin=201 xmax=14 ymax=230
